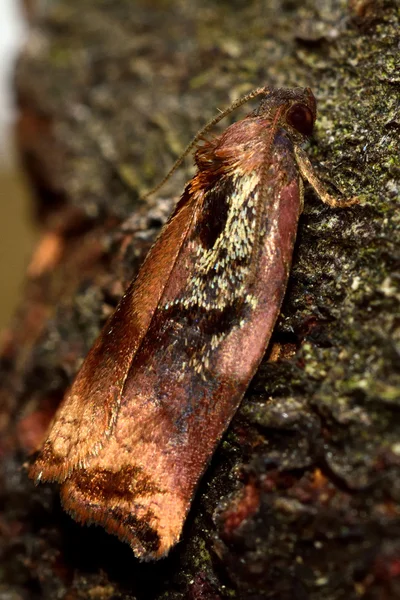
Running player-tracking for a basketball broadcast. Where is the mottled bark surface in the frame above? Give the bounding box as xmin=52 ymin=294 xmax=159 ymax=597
xmin=1 ymin=0 xmax=399 ymax=598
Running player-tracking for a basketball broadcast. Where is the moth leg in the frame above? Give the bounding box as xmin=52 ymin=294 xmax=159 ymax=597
xmin=299 ymin=176 xmax=305 ymax=214
xmin=294 ymin=146 xmax=359 ymax=208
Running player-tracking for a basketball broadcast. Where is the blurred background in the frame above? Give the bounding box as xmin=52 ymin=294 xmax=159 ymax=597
xmin=0 ymin=0 xmax=37 ymax=331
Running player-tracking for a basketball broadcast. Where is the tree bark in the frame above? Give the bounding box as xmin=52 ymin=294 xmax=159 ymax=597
xmin=1 ymin=0 xmax=399 ymax=598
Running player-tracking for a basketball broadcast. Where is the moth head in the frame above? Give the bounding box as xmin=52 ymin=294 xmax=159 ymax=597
xmin=255 ymin=87 xmax=317 ymax=140
xmin=285 ymin=101 xmax=315 ymax=137
xmin=283 ymin=87 xmax=317 ymax=140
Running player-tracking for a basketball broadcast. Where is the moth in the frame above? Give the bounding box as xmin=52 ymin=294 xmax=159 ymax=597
xmin=30 ymin=86 xmax=358 ymax=560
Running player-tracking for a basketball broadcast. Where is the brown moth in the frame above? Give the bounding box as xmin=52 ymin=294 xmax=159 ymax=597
xmin=30 ymin=86 xmax=358 ymax=560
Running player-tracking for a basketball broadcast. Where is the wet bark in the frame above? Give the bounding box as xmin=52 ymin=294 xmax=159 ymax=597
xmin=0 ymin=0 xmax=399 ymax=598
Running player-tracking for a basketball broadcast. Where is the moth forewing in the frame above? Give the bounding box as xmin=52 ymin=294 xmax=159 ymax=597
xmin=30 ymin=86 xmax=358 ymax=560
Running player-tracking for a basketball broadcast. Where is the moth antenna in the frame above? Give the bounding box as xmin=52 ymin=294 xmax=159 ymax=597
xmin=143 ymin=86 xmax=272 ymax=199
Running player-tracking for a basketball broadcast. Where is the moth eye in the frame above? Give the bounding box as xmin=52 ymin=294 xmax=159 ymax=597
xmin=286 ymin=103 xmax=314 ymax=136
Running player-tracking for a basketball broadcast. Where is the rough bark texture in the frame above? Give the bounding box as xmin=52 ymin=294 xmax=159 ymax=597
xmin=1 ymin=0 xmax=399 ymax=598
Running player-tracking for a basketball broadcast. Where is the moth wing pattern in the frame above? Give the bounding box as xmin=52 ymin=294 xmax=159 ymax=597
xmin=28 ymin=87 xmax=331 ymax=560
xmin=31 ymin=112 xmax=304 ymax=559
xmin=31 ymin=190 xmax=201 ymax=482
